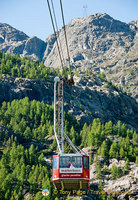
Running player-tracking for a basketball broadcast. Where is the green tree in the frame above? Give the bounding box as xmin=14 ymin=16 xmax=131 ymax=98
xmin=24 ymin=126 xmax=32 ymax=139
xmin=136 ymin=156 xmax=138 ymax=164
xmin=120 ymin=147 xmax=125 ymax=158
xmin=96 ymin=163 xmax=101 ymax=179
xmin=117 ymin=120 xmax=121 ymax=136
xmin=104 ymin=121 xmax=113 ymax=135
xmin=123 ymin=159 xmax=129 ymax=174
xmin=111 ymin=165 xmax=120 ymax=179
xmin=133 ymin=131 xmax=138 ymax=144
xmin=70 ymin=126 xmax=77 ymax=144
xmin=29 ymin=144 xmax=36 ymax=164
xmin=98 ymin=180 xmax=103 ymax=191
xmin=109 ymin=141 xmax=118 ymax=158
xmin=19 ymin=163 xmax=26 ymax=184
xmin=100 ymin=141 xmax=108 ymax=157
xmin=5 ymin=189 xmax=10 ymax=200
xmin=34 ymin=192 xmax=42 ymax=200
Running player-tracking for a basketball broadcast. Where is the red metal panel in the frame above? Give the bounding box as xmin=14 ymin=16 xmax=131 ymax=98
xmin=53 ymin=155 xmax=60 ymax=181
xmin=53 ymin=168 xmax=59 ymax=180
xmin=82 ymin=155 xmax=89 ymax=180
xmin=82 ymin=168 xmax=89 ymax=179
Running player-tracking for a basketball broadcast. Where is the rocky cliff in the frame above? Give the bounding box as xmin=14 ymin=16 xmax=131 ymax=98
xmin=0 ymin=13 xmax=137 ymax=101
xmin=0 ymin=75 xmax=138 ymax=131
xmin=44 ymin=13 xmax=138 ymax=102
xmin=0 ymin=23 xmax=46 ymax=60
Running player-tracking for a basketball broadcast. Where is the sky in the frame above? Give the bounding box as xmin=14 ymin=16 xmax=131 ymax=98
xmin=0 ymin=0 xmax=138 ymax=41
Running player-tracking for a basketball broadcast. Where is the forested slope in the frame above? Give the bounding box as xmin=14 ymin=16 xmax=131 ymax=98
xmin=0 ymin=51 xmax=137 ymax=200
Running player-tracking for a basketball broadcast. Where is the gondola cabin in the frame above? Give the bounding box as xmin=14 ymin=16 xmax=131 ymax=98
xmin=53 ymin=154 xmax=89 ymax=190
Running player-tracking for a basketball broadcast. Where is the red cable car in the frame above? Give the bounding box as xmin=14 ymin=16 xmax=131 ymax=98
xmin=53 ymin=77 xmax=90 ymax=190
xmin=53 ymin=154 xmax=89 ymax=189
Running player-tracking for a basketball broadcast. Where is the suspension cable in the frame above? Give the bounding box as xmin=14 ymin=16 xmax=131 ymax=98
xmin=50 ymin=0 xmax=65 ymax=66
xmin=59 ymin=0 xmax=72 ymax=75
xmin=46 ymin=0 xmax=64 ymax=70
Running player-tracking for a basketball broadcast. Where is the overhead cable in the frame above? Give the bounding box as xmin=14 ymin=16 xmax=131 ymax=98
xmin=59 ymin=0 xmax=72 ymax=74
xmin=50 ymin=0 xmax=65 ymax=66
xmin=46 ymin=0 xmax=64 ymax=69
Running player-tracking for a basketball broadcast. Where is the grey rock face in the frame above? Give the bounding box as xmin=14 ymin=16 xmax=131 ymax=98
xmin=43 ymin=13 xmax=138 ymax=101
xmin=0 ymin=77 xmax=53 ymax=105
xmin=0 ymin=23 xmax=46 ymax=60
xmin=23 ymin=36 xmax=46 ymax=60
xmin=0 ymin=23 xmax=28 ymax=42
xmin=0 ymin=76 xmax=138 ymax=131
xmin=44 ymin=13 xmax=136 ymax=67
xmin=0 ymin=13 xmax=138 ymax=100
xmin=89 ymin=156 xmax=138 ymax=200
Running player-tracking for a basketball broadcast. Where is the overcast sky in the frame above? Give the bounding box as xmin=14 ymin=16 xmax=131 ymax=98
xmin=0 ymin=0 xmax=138 ymax=40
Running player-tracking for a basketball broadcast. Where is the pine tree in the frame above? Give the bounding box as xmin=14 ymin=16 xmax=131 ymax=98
xmin=120 ymin=147 xmax=125 ymax=158
xmin=24 ymin=126 xmax=32 ymax=139
xmin=121 ymin=123 xmax=127 ymax=137
xmin=117 ymin=120 xmax=121 ymax=136
xmin=104 ymin=121 xmax=113 ymax=135
xmin=96 ymin=164 xmax=101 ymax=179
xmin=70 ymin=126 xmax=77 ymax=144
xmin=136 ymin=156 xmax=138 ymax=164
xmin=34 ymin=192 xmax=42 ymax=200
xmin=100 ymin=141 xmax=108 ymax=157
xmin=98 ymin=180 xmax=103 ymax=191
xmin=41 ymin=113 xmax=45 ymax=125
xmin=29 ymin=144 xmax=36 ymax=164
xmin=19 ymin=163 xmax=26 ymax=184
xmin=111 ymin=164 xmax=120 ymax=179
xmin=109 ymin=141 xmax=118 ymax=158
xmin=5 ymin=189 xmax=10 ymax=200
xmin=123 ymin=159 xmax=129 ymax=173
xmin=80 ymin=123 xmax=89 ymax=147
xmin=132 ymin=131 xmax=138 ymax=144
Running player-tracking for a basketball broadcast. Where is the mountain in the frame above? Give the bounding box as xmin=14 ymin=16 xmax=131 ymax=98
xmin=0 ymin=13 xmax=138 ymax=102
xmin=0 ymin=23 xmax=46 ymax=60
xmin=44 ymin=13 xmax=138 ymax=101
xmin=0 ymin=13 xmax=138 ymax=130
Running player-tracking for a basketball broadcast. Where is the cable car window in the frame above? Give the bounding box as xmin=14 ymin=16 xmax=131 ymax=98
xmin=60 ymin=156 xmax=71 ymax=168
xmin=72 ymin=156 xmax=82 ymax=168
xmin=53 ymin=157 xmax=59 ymax=169
xmin=84 ymin=157 xmax=89 ymax=169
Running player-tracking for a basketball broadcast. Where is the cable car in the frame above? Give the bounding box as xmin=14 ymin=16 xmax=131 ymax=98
xmin=52 ymin=77 xmax=89 ymax=190
xmin=53 ymin=154 xmax=89 ymax=189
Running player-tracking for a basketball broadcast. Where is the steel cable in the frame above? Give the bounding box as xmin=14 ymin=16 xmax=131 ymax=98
xmin=50 ymin=0 xmax=65 ymax=66
xmin=59 ymin=0 xmax=72 ymax=75
xmin=47 ymin=0 xmax=64 ymax=70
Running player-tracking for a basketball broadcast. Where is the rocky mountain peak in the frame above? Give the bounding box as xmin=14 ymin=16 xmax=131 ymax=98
xmin=0 ymin=13 xmax=138 ymax=101
xmin=0 ymin=23 xmax=28 ymax=43
xmin=0 ymin=23 xmax=46 ymax=60
xmin=23 ymin=36 xmax=46 ymax=60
